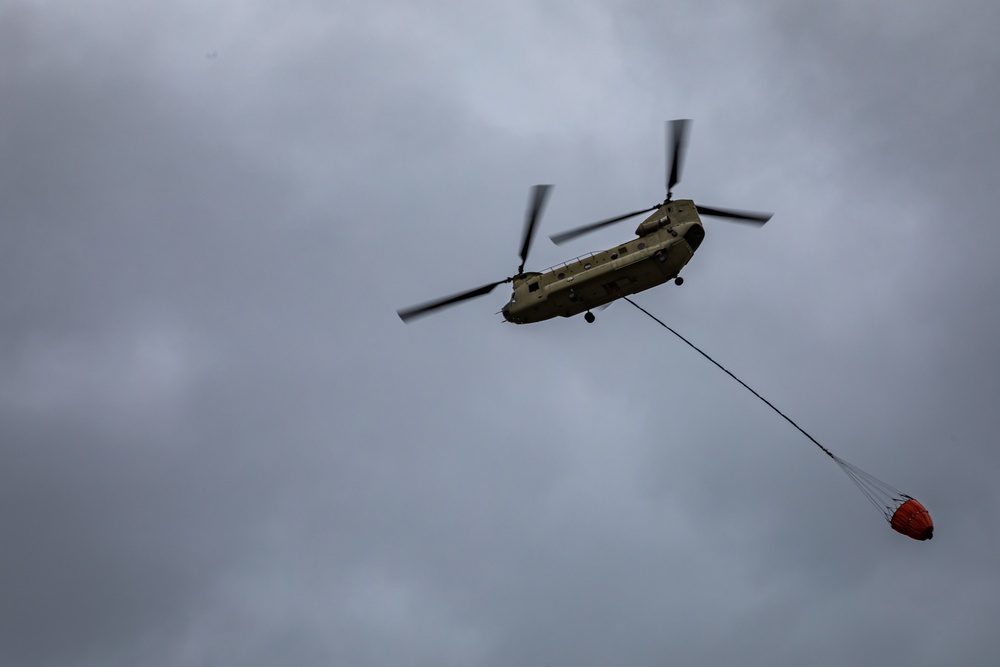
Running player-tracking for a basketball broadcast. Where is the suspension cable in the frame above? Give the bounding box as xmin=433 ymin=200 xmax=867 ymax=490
xmin=623 ymin=297 xmax=836 ymax=459
xmin=622 ymin=296 xmax=910 ymax=521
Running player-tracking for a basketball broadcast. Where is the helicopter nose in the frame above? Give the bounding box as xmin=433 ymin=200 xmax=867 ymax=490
xmin=501 ymin=303 xmax=511 ymax=321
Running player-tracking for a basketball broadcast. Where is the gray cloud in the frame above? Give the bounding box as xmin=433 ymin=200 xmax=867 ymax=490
xmin=3 ymin=1 xmax=999 ymax=665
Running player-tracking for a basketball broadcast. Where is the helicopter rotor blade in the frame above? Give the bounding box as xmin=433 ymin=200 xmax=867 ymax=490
xmin=518 ymin=184 xmax=552 ymax=273
xmin=549 ymin=205 xmax=658 ymax=246
xmin=667 ymin=119 xmax=690 ymax=197
xmin=397 ymin=279 xmax=508 ymax=323
xmin=696 ymin=204 xmax=773 ymax=226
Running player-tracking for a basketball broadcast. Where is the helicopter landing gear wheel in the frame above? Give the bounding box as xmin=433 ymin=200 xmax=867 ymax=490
xmin=584 ymin=311 xmax=596 ymax=323
xmin=674 ymin=276 xmax=684 ymax=286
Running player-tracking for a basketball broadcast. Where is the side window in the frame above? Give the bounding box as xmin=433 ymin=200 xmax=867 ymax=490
xmin=528 ymin=282 xmax=540 ymax=292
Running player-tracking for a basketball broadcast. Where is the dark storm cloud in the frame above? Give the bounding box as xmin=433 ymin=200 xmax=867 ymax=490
xmin=1 ymin=7 xmax=324 ymax=664
xmin=3 ymin=1 xmax=1000 ymax=666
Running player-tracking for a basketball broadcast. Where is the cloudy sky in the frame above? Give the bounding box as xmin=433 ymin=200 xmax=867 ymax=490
xmin=4 ymin=1 xmax=1000 ymax=665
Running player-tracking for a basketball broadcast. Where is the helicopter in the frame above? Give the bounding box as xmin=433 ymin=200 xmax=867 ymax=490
xmin=397 ymin=119 xmax=772 ymax=324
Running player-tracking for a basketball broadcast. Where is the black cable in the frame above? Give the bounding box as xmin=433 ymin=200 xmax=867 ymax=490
xmin=623 ymin=296 xmax=836 ymax=460
xmin=623 ymin=296 xmax=908 ymax=523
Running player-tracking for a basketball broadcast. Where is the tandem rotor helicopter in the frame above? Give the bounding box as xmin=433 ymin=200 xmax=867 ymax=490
xmin=396 ymin=122 xmax=939 ymax=542
xmin=397 ymin=120 xmax=773 ymax=324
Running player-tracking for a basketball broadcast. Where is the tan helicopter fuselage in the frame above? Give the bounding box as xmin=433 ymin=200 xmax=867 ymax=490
xmin=503 ymin=199 xmax=705 ymax=324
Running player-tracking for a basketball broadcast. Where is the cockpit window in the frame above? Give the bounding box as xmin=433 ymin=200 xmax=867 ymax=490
xmin=684 ymin=225 xmax=705 ymax=251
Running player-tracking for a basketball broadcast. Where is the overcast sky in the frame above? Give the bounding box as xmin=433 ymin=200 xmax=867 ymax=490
xmin=4 ymin=1 xmax=1000 ymax=665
